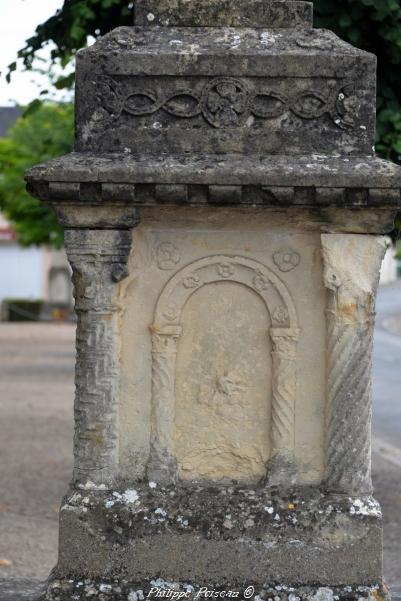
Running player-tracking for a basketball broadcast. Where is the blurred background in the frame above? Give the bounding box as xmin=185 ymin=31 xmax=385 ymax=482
xmin=0 ymin=0 xmax=401 ymax=596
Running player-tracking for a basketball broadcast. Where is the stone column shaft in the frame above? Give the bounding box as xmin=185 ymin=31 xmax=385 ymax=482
xmin=268 ymin=327 xmax=300 ymax=485
xmin=270 ymin=328 xmax=299 ymax=454
xmin=148 ymin=325 xmax=182 ymax=483
xmin=322 ymin=234 xmax=386 ymax=496
xmin=65 ymin=228 xmax=133 ymax=487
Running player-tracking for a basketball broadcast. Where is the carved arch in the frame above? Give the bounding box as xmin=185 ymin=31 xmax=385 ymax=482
xmin=148 ymin=255 xmax=300 ymax=484
xmin=154 ymin=255 xmax=297 ymax=330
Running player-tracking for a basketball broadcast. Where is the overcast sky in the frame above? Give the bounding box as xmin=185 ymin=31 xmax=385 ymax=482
xmin=0 ymin=0 xmax=65 ymax=106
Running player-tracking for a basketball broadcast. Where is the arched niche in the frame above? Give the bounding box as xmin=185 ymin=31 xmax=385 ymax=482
xmin=148 ymin=255 xmax=300 ymax=484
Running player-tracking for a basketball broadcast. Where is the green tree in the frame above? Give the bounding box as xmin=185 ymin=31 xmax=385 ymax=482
xmin=7 ymin=0 xmax=133 ymax=92
xmin=314 ymin=0 xmax=401 ymax=164
xmin=0 ymin=103 xmax=74 ymax=247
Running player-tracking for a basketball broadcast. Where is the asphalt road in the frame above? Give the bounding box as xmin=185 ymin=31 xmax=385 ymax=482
xmin=0 ymin=323 xmax=75 ymax=589
xmin=373 ymin=282 xmax=401 ymax=462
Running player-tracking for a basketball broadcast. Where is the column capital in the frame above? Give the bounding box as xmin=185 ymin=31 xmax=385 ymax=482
xmin=321 ymin=234 xmax=387 ymax=325
xmin=51 ymin=201 xmax=140 ymax=231
xmin=64 ymin=229 xmax=133 ymax=312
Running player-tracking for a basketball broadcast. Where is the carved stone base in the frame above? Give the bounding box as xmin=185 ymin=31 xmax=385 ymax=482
xmin=47 ymin=483 xmax=385 ymax=597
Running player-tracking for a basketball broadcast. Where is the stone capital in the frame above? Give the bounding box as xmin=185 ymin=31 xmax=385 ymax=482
xmin=51 ymin=200 xmax=139 ymax=230
xmin=322 ymin=234 xmax=387 ymax=324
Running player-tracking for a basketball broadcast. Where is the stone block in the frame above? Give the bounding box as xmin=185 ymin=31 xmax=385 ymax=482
xmin=24 ymin=0 xmax=401 ymax=599
xmin=74 ymin=26 xmax=376 ymax=156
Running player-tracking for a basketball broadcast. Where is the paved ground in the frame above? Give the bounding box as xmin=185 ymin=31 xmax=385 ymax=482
xmin=0 ymin=284 xmax=400 ymax=599
xmin=0 ymin=324 xmax=75 ymax=585
xmin=373 ymin=282 xmax=401 ymax=452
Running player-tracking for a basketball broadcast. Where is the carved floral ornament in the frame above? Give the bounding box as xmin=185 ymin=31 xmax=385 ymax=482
xmin=96 ymin=76 xmax=359 ymax=130
xmin=273 ymin=247 xmax=301 ymax=272
xmin=156 ymin=242 xmax=181 ymax=270
xmin=153 ymin=255 xmax=298 ymax=330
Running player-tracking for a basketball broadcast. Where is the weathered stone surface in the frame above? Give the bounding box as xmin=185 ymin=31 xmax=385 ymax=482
xmin=27 ymin=153 xmax=401 ymax=189
xmin=134 ymin=0 xmax=313 ymax=28
xmin=64 ymin=228 xmax=133 ymax=487
xmin=118 ymin=209 xmax=322 ymax=485
xmin=0 ymin=579 xmax=44 ymax=600
xmin=39 ymin=580 xmax=392 ymax=601
xmin=24 ymin=0 xmax=401 ymax=598
xmin=25 ymin=154 xmax=401 ymax=233
xmin=73 ymin=25 xmax=375 ymax=156
xmin=52 ymin=485 xmax=383 ymax=585
xmin=322 ymin=235 xmax=386 ymax=496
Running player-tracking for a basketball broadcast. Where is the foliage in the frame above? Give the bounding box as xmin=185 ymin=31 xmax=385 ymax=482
xmin=314 ymin=0 xmax=401 ymax=164
xmin=7 ymin=0 xmax=133 ymax=91
xmin=314 ymin=0 xmax=401 ymax=235
xmin=0 ymin=103 xmax=74 ymax=247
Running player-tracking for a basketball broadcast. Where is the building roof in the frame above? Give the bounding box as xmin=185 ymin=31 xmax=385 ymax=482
xmin=0 ymin=106 xmax=22 ymax=137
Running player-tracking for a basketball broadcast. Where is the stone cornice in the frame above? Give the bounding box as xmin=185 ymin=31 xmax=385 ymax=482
xmin=26 ymin=152 xmax=401 ymax=209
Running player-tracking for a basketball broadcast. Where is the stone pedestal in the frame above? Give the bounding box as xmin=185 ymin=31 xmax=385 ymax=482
xmin=26 ymin=1 xmax=401 ymax=600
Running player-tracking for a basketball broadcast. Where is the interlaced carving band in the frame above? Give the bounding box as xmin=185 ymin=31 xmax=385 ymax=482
xmin=97 ymin=76 xmax=357 ymax=130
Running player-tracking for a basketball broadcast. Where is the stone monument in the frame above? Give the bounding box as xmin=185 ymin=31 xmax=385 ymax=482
xmin=26 ymin=1 xmax=401 ymax=599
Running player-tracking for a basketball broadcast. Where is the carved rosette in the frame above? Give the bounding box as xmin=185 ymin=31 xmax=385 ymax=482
xmin=149 ymin=255 xmax=300 ymax=484
xmin=65 ymin=229 xmax=132 ymax=487
xmin=273 ymin=247 xmax=301 ymax=273
xmin=156 ymin=241 xmax=181 ymax=270
xmin=321 ymin=234 xmax=387 ymax=496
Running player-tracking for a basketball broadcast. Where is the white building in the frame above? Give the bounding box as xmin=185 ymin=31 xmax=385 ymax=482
xmin=0 ymin=213 xmax=73 ymax=318
xmin=380 ymin=237 xmax=398 ymax=285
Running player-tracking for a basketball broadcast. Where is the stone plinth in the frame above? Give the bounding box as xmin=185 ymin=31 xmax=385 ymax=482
xmin=25 ymin=0 xmax=401 ymax=600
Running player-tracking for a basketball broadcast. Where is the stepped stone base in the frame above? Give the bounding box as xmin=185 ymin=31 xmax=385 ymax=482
xmin=38 ymin=483 xmax=387 ymax=600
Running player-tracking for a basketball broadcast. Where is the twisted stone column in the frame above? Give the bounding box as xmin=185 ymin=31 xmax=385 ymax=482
xmin=148 ymin=325 xmax=182 ymax=483
xmin=271 ymin=328 xmax=299 ymax=454
xmin=65 ymin=228 xmax=133 ymax=488
xmin=321 ymin=234 xmax=386 ymax=496
xmin=269 ymin=327 xmax=300 ymax=484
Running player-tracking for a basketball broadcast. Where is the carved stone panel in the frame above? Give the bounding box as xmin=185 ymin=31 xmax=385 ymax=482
xmin=175 ymin=281 xmax=272 ymax=482
xmin=148 ymin=253 xmax=299 ymax=483
xmin=118 ymin=210 xmax=326 ymax=485
xmin=94 ymin=75 xmax=359 ymax=132
xmin=75 ymin=26 xmax=376 ymax=156
xmin=77 ymin=74 xmax=372 ymax=155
